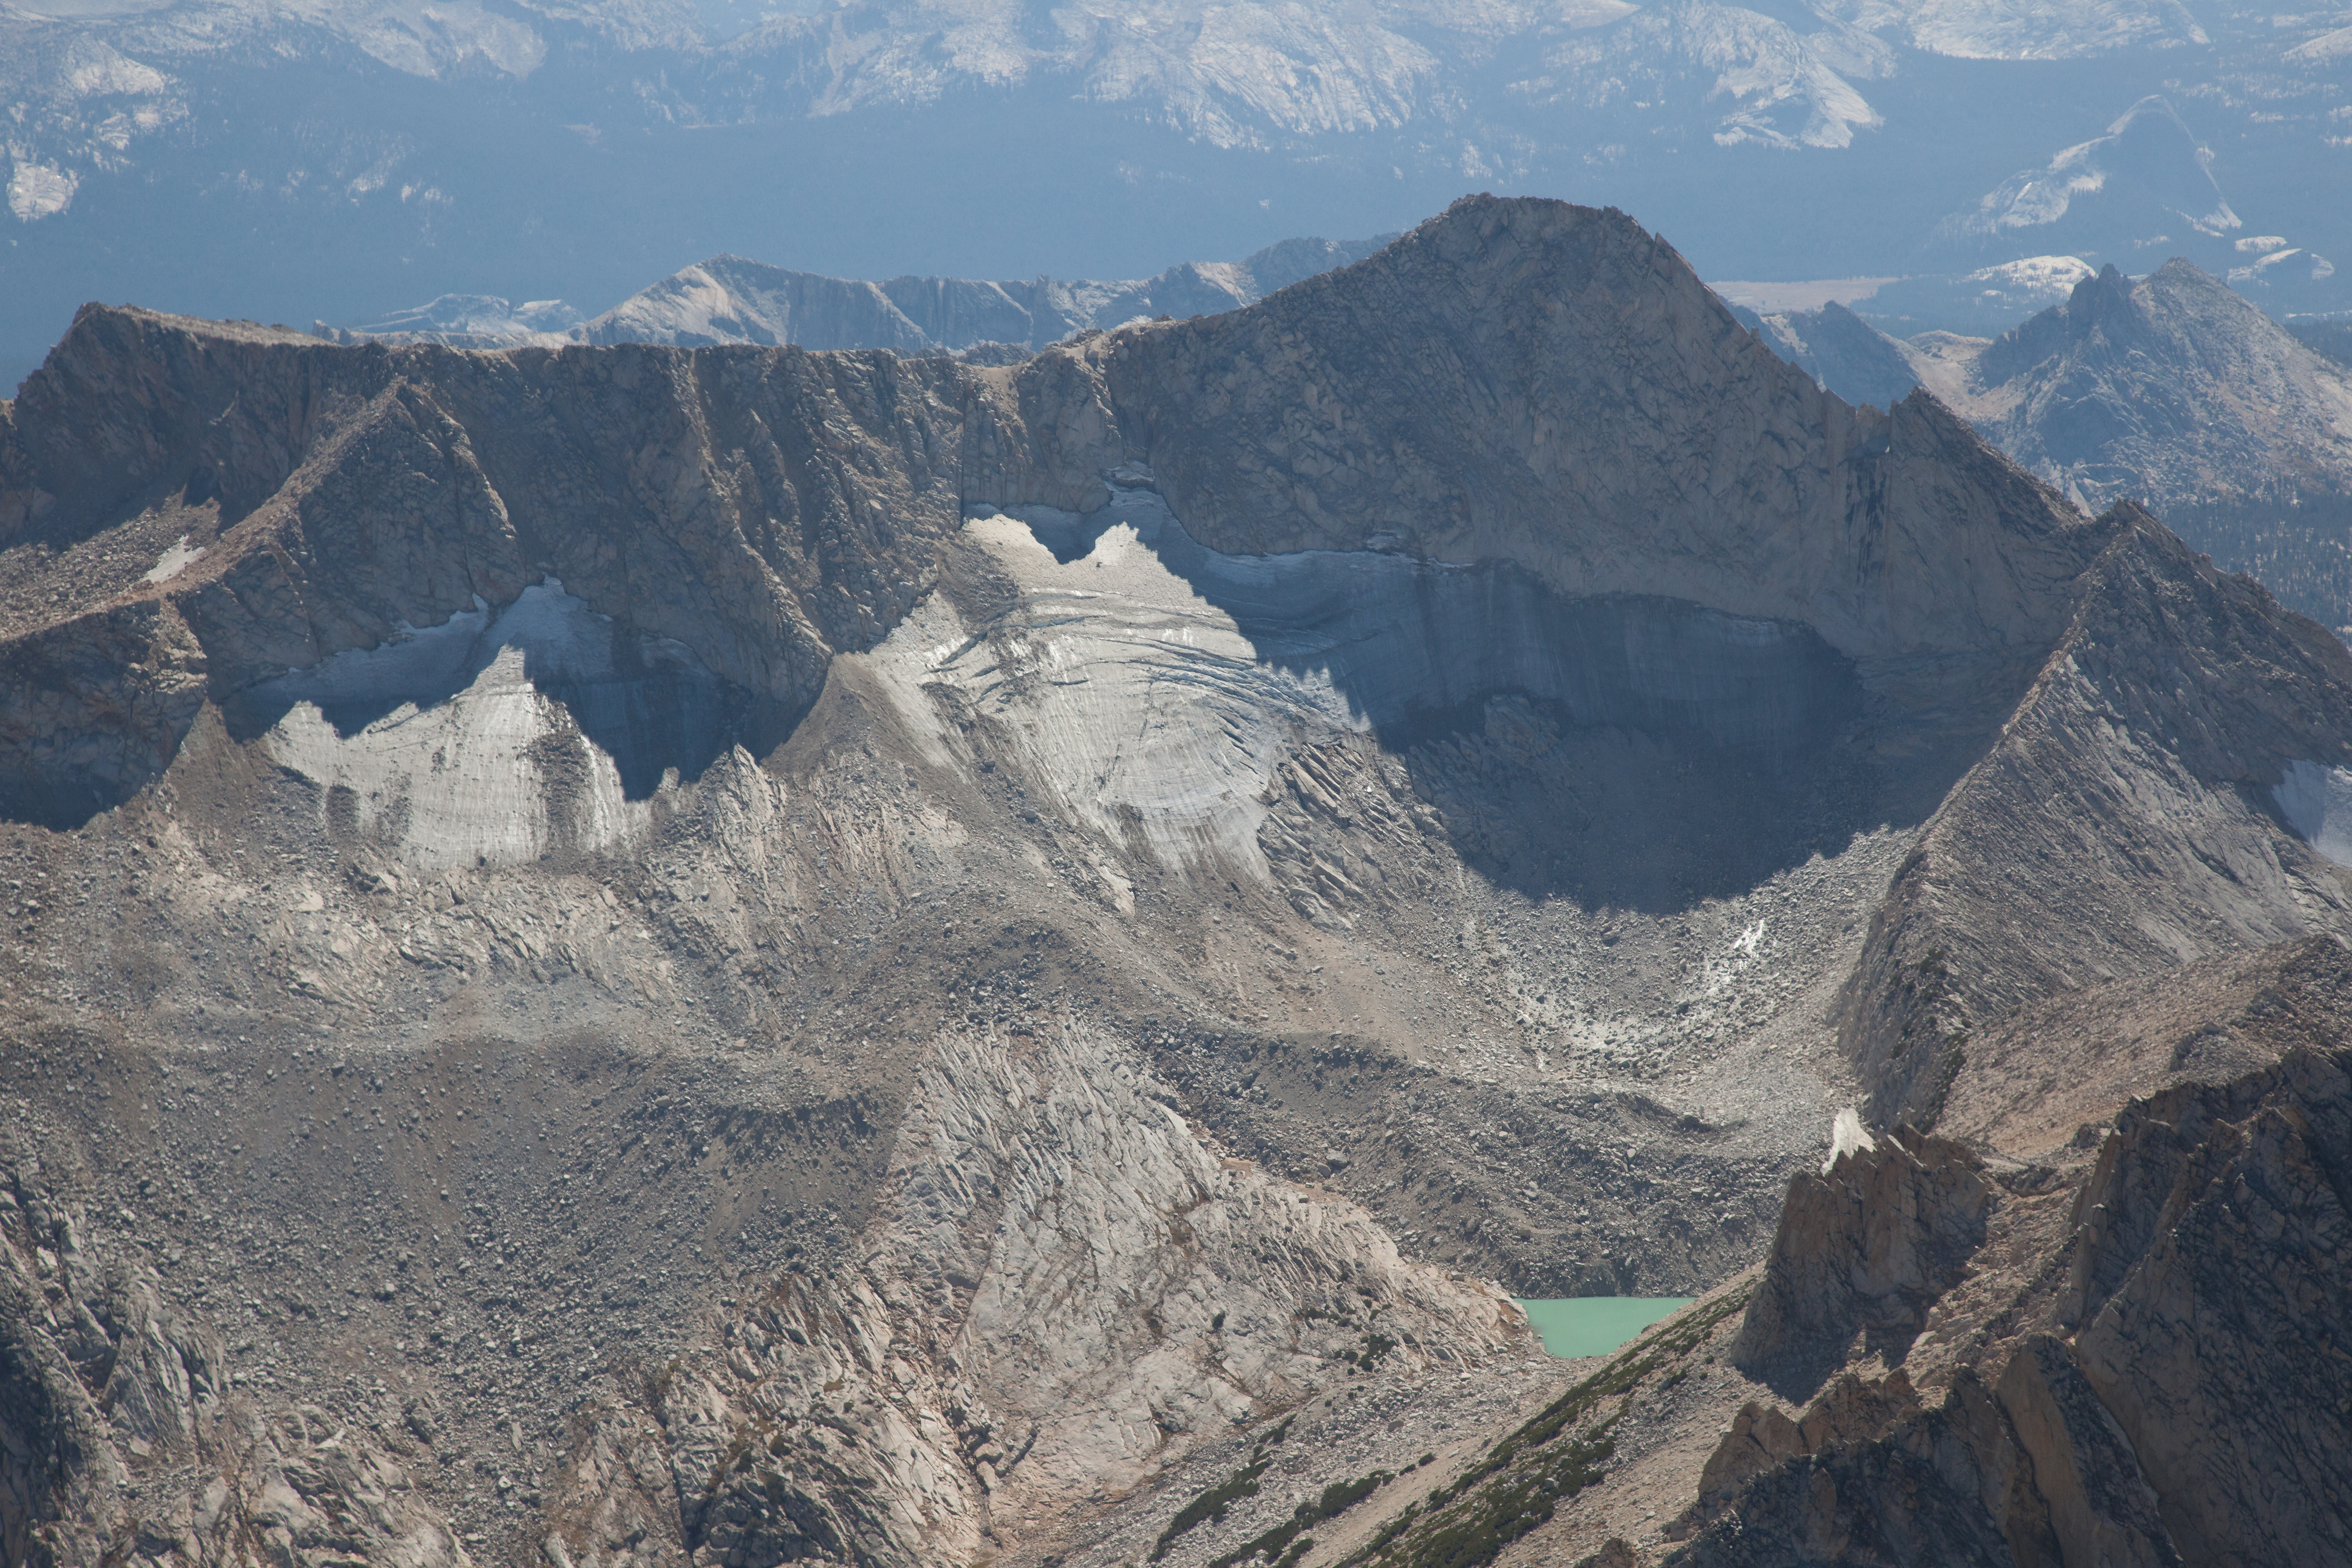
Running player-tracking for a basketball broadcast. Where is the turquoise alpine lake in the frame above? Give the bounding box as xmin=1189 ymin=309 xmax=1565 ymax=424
xmin=1514 ymin=1297 xmax=1694 ymax=1358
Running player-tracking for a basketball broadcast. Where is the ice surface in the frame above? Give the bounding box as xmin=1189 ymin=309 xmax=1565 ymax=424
xmin=255 ymin=580 xmax=730 ymax=869
xmin=864 ymin=486 xmax=1856 ymax=877
xmin=2274 ymin=759 xmax=2352 ymax=867
xmin=1823 ymin=1105 xmax=1877 ymax=1171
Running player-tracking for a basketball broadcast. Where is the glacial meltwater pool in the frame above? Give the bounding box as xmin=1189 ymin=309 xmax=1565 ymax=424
xmin=1514 ymin=1297 xmax=1693 ymax=1358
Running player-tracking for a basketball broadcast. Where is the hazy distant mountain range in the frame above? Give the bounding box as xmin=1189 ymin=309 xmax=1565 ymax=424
xmin=3 ymin=0 xmax=2347 ymax=385
xmin=317 ymin=235 xmax=1397 ymax=356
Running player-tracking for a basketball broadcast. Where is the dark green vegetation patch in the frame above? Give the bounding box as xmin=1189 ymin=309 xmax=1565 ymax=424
xmin=1341 ymin=1290 xmax=1749 ymax=1568
xmin=1152 ymin=1416 xmax=1298 ymax=1560
xmin=1209 ymin=1467 xmax=1396 ymax=1568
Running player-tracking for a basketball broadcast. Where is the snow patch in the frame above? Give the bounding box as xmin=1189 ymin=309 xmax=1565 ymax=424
xmin=142 ymin=535 xmax=204 ymax=584
xmin=2274 ymin=760 xmax=2352 ymax=867
xmin=1542 ymin=0 xmax=1893 ymax=154
xmin=8 ymin=160 xmax=79 ymax=223
xmin=254 ymin=581 xmax=701 ymax=870
xmin=863 ymin=485 xmax=1852 ymax=880
xmin=1823 ymin=1106 xmax=1876 ymax=1172
xmin=1823 ymin=0 xmax=2205 ymax=59
xmin=2286 ymin=23 xmax=2352 ymax=64
xmin=1969 ymin=254 xmax=2098 ymax=292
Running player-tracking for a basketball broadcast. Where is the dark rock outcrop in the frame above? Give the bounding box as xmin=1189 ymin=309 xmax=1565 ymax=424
xmin=1731 ymin=1129 xmax=1995 ymax=1376
xmin=5 ymin=196 xmax=2124 ymax=825
xmin=1672 ymin=1042 xmax=2352 ymax=1568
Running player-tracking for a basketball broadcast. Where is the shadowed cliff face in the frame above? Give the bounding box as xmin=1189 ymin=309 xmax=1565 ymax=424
xmin=0 ymin=316 xmax=971 ymax=823
xmin=998 ymin=486 xmax=1873 ymax=912
xmin=972 ymin=197 xmax=2112 ymax=674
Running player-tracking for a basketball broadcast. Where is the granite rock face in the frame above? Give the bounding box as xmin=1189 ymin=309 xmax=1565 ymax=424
xmin=568 ymin=238 xmax=1397 ymax=356
xmin=1730 ymin=300 xmax=1926 ymax=414
xmin=1741 ymin=258 xmax=2352 ymax=632
xmin=1728 ymin=1128 xmax=1994 ymax=1373
xmin=1 ymin=308 xmax=970 ymax=820
xmin=1962 ymin=260 xmax=2352 ymax=514
xmin=1839 ymin=507 xmax=2352 ymax=1130
xmin=1667 ymin=1037 xmax=2352 ymax=1568
xmin=979 ymin=198 xmax=2106 ymax=673
xmin=1 ymin=1145 xmax=470 ymax=1568
xmin=333 ymin=236 xmax=1400 ymax=359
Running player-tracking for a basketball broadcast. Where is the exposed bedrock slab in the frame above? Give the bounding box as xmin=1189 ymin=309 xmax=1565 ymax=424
xmin=1840 ymin=512 xmax=2352 ymax=1127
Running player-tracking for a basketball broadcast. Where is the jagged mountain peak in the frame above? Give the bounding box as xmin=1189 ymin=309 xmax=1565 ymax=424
xmin=994 ymin=194 xmax=2106 ymax=671
xmin=1743 ymin=253 xmax=2352 ymax=630
xmin=1961 ymin=253 xmax=2352 ymax=511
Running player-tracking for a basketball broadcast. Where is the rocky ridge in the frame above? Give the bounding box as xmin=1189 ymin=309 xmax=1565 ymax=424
xmin=1663 ymin=1034 xmax=2352 ymax=1567
xmin=1944 ymin=259 xmax=2352 ymax=517
xmin=1745 ymin=257 xmax=2352 ymax=634
xmin=1286 ymin=952 xmax=2350 ymax=1567
xmin=319 ymin=236 xmax=1398 ymax=359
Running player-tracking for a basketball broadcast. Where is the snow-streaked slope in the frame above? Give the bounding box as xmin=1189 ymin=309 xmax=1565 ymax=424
xmin=1820 ymin=0 xmax=2205 ymax=58
xmin=883 ymin=483 xmax=1857 ymax=871
xmin=339 ymin=235 xmax=1398 ymax=353
xmin=252 ymin=579 xmax=729 ymax=869
xmin=1520 ymin=0 xmax=1896 ymax=149
xmin=1947 ymin=95 xmax=2238 ymax=244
